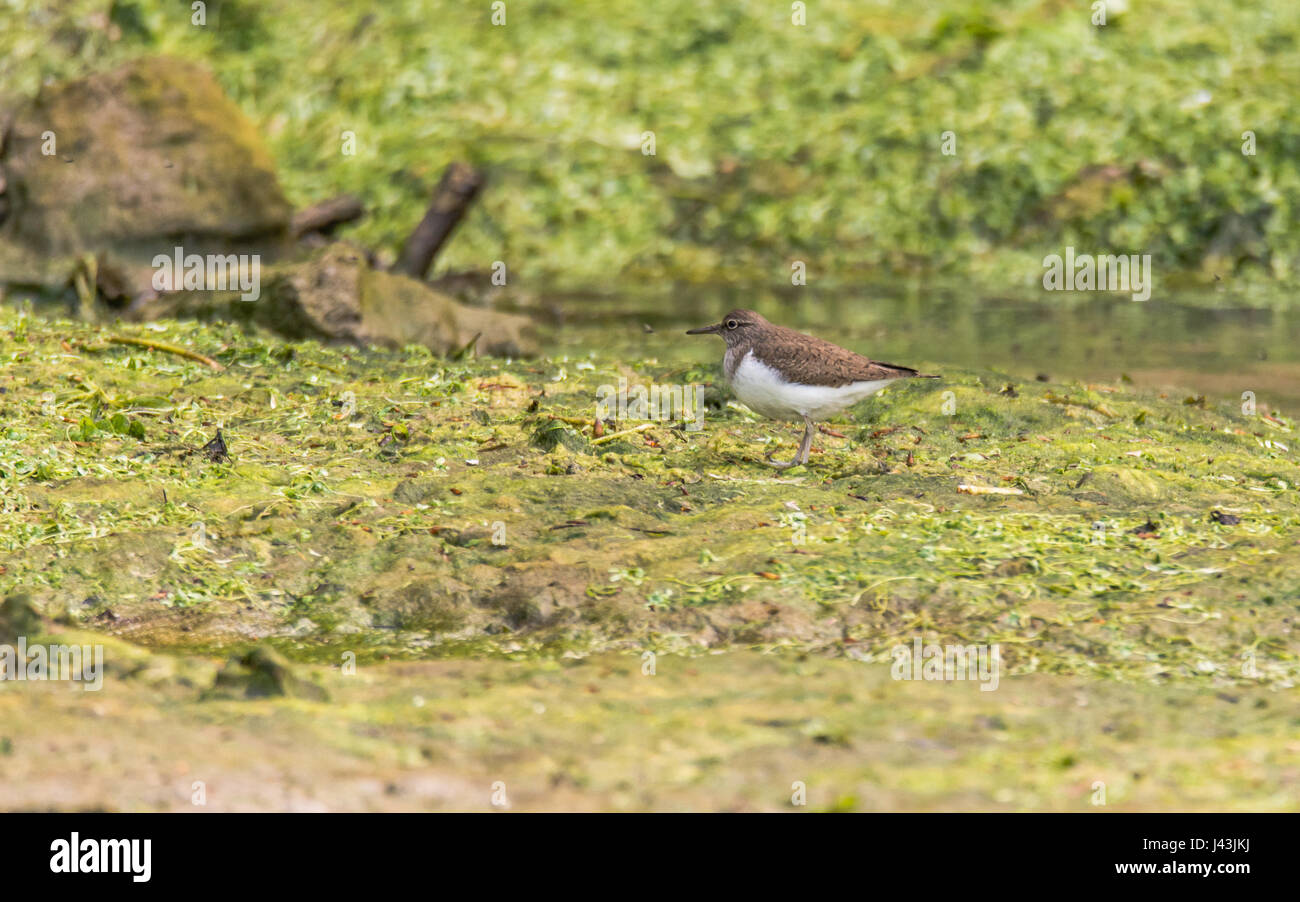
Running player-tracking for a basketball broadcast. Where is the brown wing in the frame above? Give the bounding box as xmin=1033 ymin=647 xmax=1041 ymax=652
xmin=753 ymin=325 xmax=934 ymax=387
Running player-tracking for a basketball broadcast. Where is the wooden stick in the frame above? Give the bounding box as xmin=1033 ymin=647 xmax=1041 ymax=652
xmin=105 ymin=335 xmax=225 ymax=371
xmin=392 ymin=162 xmax=483 ymax=279
xmin=291 ymin=194 xmax=364 ymax=238
xmin=591 ymin=423 xmax=655 ymax=446
xmin=956 ymin=484 xmax=1023 ymax=496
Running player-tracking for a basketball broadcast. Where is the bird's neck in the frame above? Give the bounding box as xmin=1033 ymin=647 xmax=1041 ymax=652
xmin=723 ymin=341 xmax=753 ymax=382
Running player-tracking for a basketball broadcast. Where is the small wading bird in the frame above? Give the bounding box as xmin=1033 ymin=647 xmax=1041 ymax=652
xmin=687 ymin=309 xmax=939 ymax=468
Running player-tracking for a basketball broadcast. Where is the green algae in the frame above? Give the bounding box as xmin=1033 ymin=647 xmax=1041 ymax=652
xmin=1 ymin=309 xmax=1297 ymax=691
xmin=5 ymin=1 xmax=1300 ymax=286
xmin=0 ymin=309 xmax=1295 ymax=811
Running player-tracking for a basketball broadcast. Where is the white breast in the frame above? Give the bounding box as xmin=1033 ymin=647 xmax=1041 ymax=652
xmin=728 ymin=352 xmax=895 ymax=422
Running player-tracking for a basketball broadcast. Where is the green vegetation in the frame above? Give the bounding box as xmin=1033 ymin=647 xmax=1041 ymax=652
xmin=5 ymin=309 xmax=1297 ymax=677
xmin=4 ymin=0 xmax=1298 ymax=286
xmin=1 ymin=310 xmax=1297 ymax=808
xmin=2 ymin=1 xmax=1298 ymax=811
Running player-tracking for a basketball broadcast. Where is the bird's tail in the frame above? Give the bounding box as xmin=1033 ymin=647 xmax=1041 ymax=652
xmin=876 ymin=361 xmax=940 ymax=379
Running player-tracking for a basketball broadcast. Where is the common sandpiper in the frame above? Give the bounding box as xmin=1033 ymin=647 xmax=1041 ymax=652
xmin=687 ymin=309 xmax=939 ymax=468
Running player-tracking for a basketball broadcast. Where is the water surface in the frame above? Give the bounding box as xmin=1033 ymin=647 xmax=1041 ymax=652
xmin=540 ymin=282 xmax=1300 ymax=414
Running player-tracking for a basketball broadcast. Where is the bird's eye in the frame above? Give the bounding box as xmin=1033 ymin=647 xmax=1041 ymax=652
xmin=725 ymin=319 xmax=738 ymax=330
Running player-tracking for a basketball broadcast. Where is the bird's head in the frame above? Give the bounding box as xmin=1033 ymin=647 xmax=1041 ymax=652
xmin=686 ymin=309 xmax=767 ymax=344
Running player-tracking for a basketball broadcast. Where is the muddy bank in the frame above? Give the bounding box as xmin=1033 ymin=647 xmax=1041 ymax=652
xmin=2 ymin=311 xmax=1297 ymax=688
xmin=0 ymin=649 xmax=1294 ymax=811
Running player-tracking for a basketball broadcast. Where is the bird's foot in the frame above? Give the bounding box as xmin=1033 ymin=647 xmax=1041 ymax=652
xmin=764 ymin=418 xmax=815 ymax=469
xmin=763 ymin=449 xmax=803 ymax=469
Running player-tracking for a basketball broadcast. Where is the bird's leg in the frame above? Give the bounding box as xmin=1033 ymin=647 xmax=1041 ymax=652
xmin=795 ymin=416 xmax=816 ymax=465
xmin=765 ymin=416 xmax=816 ymax=469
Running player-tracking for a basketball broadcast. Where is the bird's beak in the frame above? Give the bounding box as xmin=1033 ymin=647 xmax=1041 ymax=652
xmin=686 ymin=322 xmax=721 ymax=335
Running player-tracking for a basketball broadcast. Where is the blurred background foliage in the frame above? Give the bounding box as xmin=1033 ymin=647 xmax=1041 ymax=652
xmin=2 ymin=0 xmax=1296 ymax=289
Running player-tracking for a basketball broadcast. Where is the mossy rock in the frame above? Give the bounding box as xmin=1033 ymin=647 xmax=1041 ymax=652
xmin=206 ymin=645 xmax=329 ymax=701
xmin=367 ymin=579 xmax=474 ymax=633
xmin=392 ymin=479 xmax=440 ymax=505
xmin=530 ymin=421 xmax=587 ymax=452
xmin=0 ymin=56 xmax=290 ymax=266
xmin=142 ymin=241 xmax=537 ymax=357
xmin=0 ymin=594 xmax=44 ymax=645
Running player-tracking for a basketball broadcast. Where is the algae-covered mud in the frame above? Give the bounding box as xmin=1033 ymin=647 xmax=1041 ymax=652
xmin=7 ymin=651 xmax=1295 ymax=811
xmin=1 ymin=308 xmax=1297 ymax=810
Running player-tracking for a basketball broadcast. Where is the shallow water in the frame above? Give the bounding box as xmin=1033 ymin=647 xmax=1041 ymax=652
xmin=541 ymin=281 xmax=1300 ymax=413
